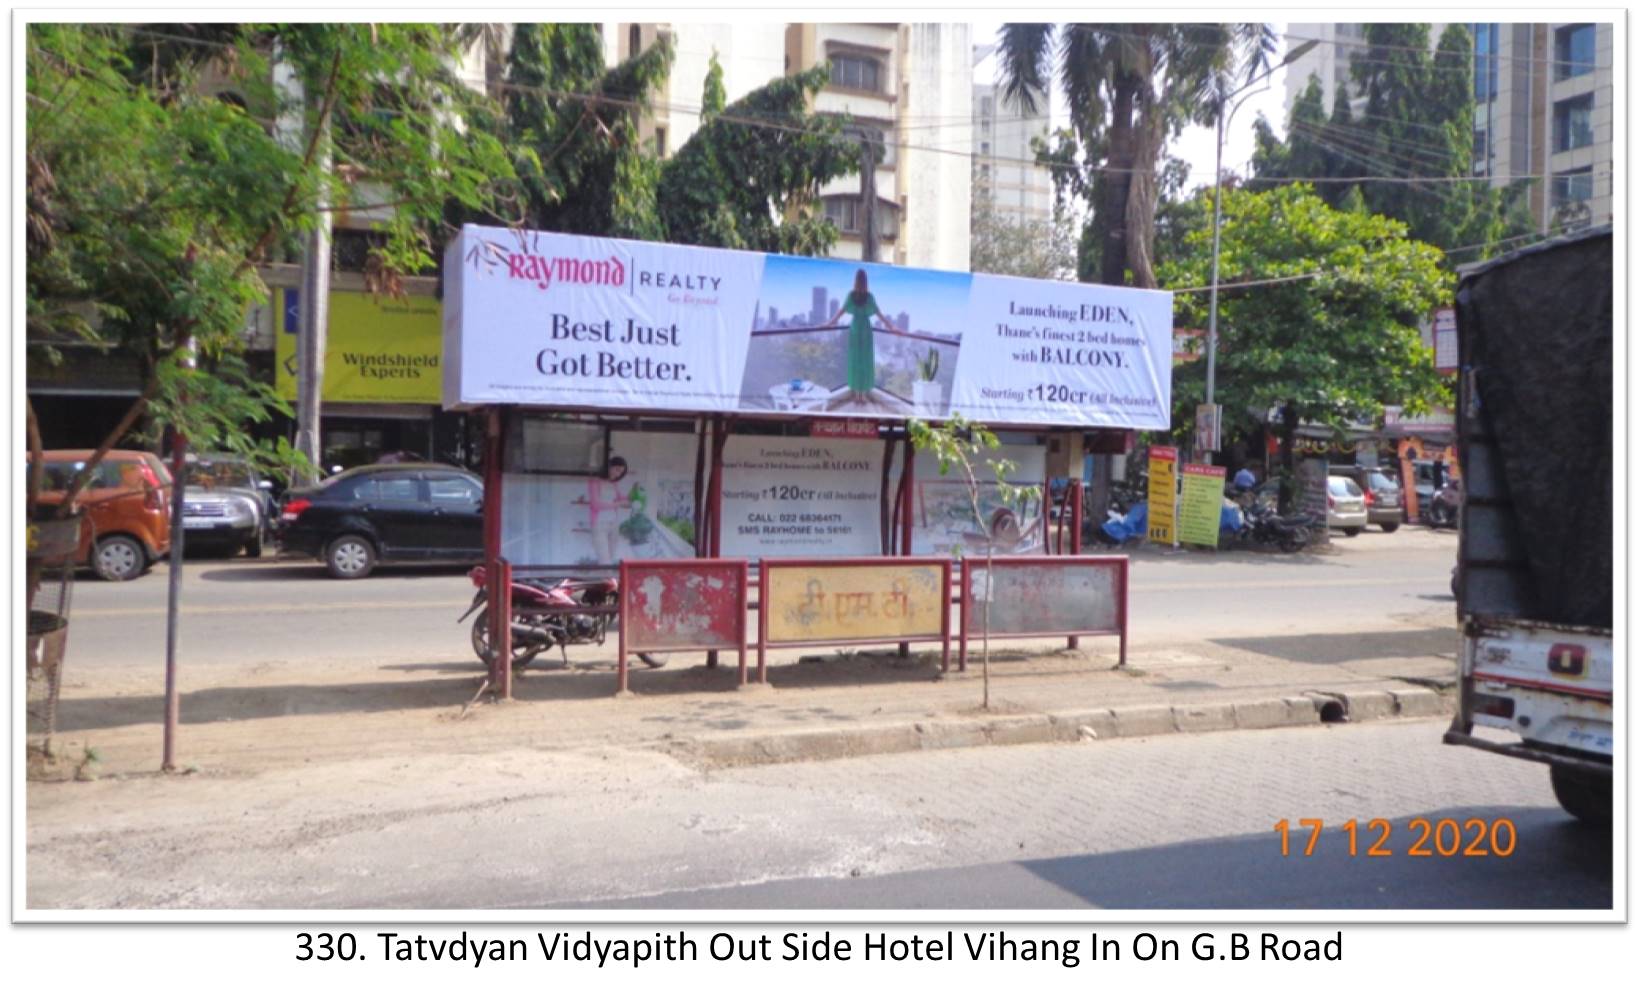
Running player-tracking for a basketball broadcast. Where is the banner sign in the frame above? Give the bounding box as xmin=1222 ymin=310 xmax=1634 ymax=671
xmin=277 ymin=289 xmax=442 ymax=404
xmin=911 ymin=443 xmax=1047 ymax=558
xmin=442 ymin=226 xmax=1172 ymax=428
xmin=1178 ymin=463 xmax=1225 ymax=548
xmin=758 ymin=558 xmax=953 ymax=674
xmin=1298 ymin=457 xmax=1331 ymax=523
xmin=1147 ymin=445 xmax=1178 ymax=544
xmin=720 ymin=437 xmax=883 ymax=558
xmin=501 ymin=429 xmax=698 ymax=566
xmin=1194 ymin=403 xmax=1222 ymax=453
xmin=960 ymin=555 xmax=1128 ymax=669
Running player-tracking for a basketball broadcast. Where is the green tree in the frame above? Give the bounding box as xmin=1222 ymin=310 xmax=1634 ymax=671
xmin=456 ymin=30 xmax=856 ymax=256
xmin=997 ymin=22 xmax=1275 ymax=288
xmin=1250 ymin=25 xmax=1534 ymax=259
xmin=907 ymin=415 xmax=1040 ymax=710
xmin=657 ymin=65 xmax=858 ymax=254
xmin=701 ymin=49 xmax=726 ymax=119
xmin=25 ymin=23 xmax=512 ymax=520
xmin=970 ymin=192 xmax=1079 ymax=280
xmin=1157 ymin=185 xmax=1451 ymax=507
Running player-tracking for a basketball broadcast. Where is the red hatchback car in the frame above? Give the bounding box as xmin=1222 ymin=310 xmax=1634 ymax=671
xmin=33 ymin=449 xmax=173 ymax=581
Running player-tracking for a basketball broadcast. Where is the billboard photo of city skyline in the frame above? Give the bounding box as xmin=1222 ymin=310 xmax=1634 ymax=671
xmin=740 ymin=255 xmax=968 ymax=417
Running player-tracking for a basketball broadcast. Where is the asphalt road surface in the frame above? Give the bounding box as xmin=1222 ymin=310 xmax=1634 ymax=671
xmin=63 ymin=528 xmax=1459 ymax=673
xmin=30 ymin=717 xmax=1604 ymax=910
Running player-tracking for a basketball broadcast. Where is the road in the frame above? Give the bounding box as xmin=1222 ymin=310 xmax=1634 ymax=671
xmin=63 ymin=527 xmax=1459 ymax=673
xmin=26 ymin=718 xmax=1610 ymax=910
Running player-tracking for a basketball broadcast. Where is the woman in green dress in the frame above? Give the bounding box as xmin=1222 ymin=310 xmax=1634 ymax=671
xmin=825 ymin=268 xmax=905 ymax=405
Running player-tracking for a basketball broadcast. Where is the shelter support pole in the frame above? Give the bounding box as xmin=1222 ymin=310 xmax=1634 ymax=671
xmin=706 ymin=417 xmax=727 ymax=669
xmin=898 ymin=434 xmax=914 ymax=657
xmin=1068 ymin=478 xmax=1083 ymax=650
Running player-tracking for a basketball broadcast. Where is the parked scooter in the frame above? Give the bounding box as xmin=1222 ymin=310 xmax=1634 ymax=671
xmin=459 ymin=567 xmax=667 ymax=669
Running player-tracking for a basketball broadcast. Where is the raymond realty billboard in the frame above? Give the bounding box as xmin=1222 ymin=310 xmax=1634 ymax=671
xmin=441 ymin=225 xmax=1173 ymax=430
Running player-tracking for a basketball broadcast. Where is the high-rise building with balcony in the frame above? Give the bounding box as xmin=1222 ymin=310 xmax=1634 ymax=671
xmin=606 ymin=22 xmax=973 ymax=271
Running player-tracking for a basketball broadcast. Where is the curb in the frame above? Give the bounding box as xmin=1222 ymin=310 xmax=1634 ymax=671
xmin=667 ymin=688 xmax=1455 ymax=768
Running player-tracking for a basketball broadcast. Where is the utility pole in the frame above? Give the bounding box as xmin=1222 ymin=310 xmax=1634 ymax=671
xmin=161 ymin=338 xmax=195 ymax=773
xmin=294 ymin=80 xmax=334 ymax=485
xmin=859 ymin=132 xmax=879 ymax=263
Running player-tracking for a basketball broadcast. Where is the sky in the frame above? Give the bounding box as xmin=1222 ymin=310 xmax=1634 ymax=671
xmin=970 ymin=21 xmax=1295 ymax=197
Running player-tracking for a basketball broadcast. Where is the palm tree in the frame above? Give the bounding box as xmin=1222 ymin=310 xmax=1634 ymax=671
xmin=998 ymin=23 xmax=1275 ymax=288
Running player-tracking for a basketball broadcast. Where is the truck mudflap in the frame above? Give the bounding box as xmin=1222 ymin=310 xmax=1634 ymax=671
xmin=1452 ymin=615 xmax=1613 ymax=763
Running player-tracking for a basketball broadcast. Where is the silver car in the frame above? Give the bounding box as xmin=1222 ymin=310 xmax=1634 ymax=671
xmin=1327 ymin=475 xmax=1368 ymax=536
xmin=180 ymin=455 xmax=274 ymax=557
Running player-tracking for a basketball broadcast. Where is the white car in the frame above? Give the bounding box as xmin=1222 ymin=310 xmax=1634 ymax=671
xmin=1327 ymin=475 xmax=1368 ymax=536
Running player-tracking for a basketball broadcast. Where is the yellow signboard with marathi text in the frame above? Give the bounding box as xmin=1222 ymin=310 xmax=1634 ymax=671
xmin=1147 ymin=445 xmax=1177 ymax=545
xmin=764 ymin=562 xmax=946 ymax=644
xmin=275 ymin=289 xmax=442 ymax=404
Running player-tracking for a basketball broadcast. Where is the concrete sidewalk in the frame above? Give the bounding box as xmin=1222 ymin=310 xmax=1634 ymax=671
xmin=34 ymin=621 xmax=1460 ymax=781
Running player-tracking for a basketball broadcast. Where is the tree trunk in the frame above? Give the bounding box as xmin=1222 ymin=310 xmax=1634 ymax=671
xmin=50 ymin=380 xmax=157 ymax=519
xmin=1099 ymin=74 xmax=1138 ymax=286
xmin=1123 ymin=99 xmax=1168 ymax=290
xmin=860 ymin=135 xmax=879 ymax=263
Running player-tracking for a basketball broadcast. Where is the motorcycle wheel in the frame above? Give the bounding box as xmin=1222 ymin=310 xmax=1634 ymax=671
xmin=637 ymin=653 xmax=669 ymax=669
xmin=471 ymin=615 xmax=546 ymax=668
xmin=1279 ymin=527 xmax=1308 ymax=553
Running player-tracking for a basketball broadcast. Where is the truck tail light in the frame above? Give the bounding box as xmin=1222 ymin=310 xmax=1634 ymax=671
xmin=280 ymin=498 xmax=312 ymax=522
xmin=1471 ymin=692 xmax=1515 ymax=719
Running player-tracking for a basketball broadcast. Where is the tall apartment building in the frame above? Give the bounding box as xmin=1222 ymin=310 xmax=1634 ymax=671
xmin=1283 ymin=23 xmax=1613 ymax=233
xmin=971 ymin=44 xmax=1054 ymax=227
xmin=605 ymin=22 xmax=973 ymax=272
xmin=1282 ymin=22 xmax=1375 ymax=115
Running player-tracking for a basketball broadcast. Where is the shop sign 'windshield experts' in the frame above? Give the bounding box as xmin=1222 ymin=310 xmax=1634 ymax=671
xmin=277 ymin=289 xmax=442 ymax=404
xmin=441 ymin=225 xmax=1173 ymax=429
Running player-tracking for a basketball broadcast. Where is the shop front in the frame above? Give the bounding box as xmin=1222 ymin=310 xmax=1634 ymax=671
xmin=275 ymin=282 xmax=475 ymax=472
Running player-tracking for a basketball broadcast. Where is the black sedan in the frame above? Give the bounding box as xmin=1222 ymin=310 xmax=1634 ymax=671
xmin=277 ymin=463 xmax=483 ymax=579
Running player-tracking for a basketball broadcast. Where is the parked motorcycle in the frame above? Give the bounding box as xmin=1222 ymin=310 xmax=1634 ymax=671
xmin=1239 ymin=503 xmax=1315 ymax=553
xmin=1424 ymin=480 xmax=1462 ymax=530
xmin=459 ymin=567 xmax=667 ymax=669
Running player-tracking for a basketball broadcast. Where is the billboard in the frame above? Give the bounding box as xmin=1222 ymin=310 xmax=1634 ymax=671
xmin=442 ymin=226 xmax=1173 ymax=429
xmin=276 ymin=289 xmax=442 ymax=404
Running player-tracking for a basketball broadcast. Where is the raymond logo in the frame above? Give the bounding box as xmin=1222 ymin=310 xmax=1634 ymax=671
xmin=506 ymin=252 xmax=627 ymax=292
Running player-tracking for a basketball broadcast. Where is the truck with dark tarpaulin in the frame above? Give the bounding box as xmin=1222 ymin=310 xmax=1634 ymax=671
xmin=1443 ymin=226 xmax=1613 ymax=823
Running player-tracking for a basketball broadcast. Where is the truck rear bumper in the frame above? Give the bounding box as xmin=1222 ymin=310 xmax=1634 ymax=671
xmin=1441 ymin=728 xmax=1612 ymax=776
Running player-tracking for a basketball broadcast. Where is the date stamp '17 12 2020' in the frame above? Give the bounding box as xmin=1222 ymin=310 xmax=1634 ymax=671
xmin=1275 ymin=817 xmax=1517 ymax=858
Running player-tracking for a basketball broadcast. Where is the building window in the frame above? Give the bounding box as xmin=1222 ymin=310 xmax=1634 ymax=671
xmin=980 ymin=96 xmax=993 ymax=119
xmin=830 ymin=53 xmax=883 ymax=94
xmin=822 ymin=195 xmax=899 ymax=239
xmin=1555 ymin=24 xmax=1596 ymax=81
xmin=628 ymin=24 xmax=642 ymax=56
xmin=654 ymin=126 xmax=667 ymax=158
xmin=1472 ymin=127 xmax=1488 ymax=174
xmin=1551 ymin=167 xmax=1594 ymax=206
xmin=1473 ymin=23 xmax=1499 ymax=103
xmin=980 ymin=141 xmax=991 ymax=157
xmin=1554 ymin=94 xmax=1594 ymax=152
